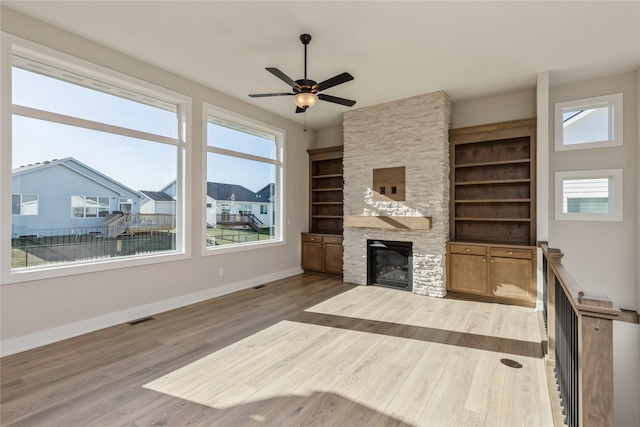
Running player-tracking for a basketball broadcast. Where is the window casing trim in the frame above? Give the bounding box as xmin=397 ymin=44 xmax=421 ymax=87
xmin=12 ymin=194 xmax=38 ymax=215
xmin=1 ymin=34 xmax=193 ymax=285
xmin=201 ymin=103 xmax=286 ymax=256
xmin=554 ymin=169 xmax=623 ymax=222
xmin=554 ymin=93 xmax=623 ymax=151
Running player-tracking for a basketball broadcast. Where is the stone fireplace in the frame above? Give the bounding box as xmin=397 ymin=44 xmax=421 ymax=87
xmin=342 ymin=91 xmax=451 ymax=297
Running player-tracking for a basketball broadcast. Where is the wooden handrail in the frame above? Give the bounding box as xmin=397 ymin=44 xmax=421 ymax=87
xmin=539 ymin=242 xmax=620 ymax=427
xmin=541 ymin=242 xmax=621 ymax=320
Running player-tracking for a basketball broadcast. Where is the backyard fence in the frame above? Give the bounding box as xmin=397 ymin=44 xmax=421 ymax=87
xmin=11 ymin=227 xmax=175 ymax=268
xmin=207 ymin=228 xmax=275 ymax=246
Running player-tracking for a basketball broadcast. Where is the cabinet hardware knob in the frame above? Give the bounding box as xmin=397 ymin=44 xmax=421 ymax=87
xmin=491 ymin=260 xmax=494 ymax=263
xmin=465 ymin=248 xmax=471 ymax=252
xmin=507 ymin=251 xmax=513 ymax=255
xmin=483 ymin=258 xmax=486 ymax=262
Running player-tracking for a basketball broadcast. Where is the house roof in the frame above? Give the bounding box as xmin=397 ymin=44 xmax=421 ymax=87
xmin=256 ymin=183 xmax=276 ymax=201
xmin=206 ymin=182 xmax=263 ymax=203
xmin=140 ymin=191 xmax=174 ymax=202
xmin=12 ymin=157 xmax=143 ymax=200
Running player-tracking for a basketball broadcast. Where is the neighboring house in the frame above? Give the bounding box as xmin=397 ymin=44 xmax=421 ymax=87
xmin=11 ymin=157 xmax=143 ymax=238
xmin=206 ymin=182 xmax=274 ymax=230
xmin=562 ymin=107 xmax=610 ymax=145
xmin=256 ymin=183 xmax=276 ymax=226
xmin=159 ymin=180 xmax=274 ymax=229
xmin=140 ymin=191 xmax=176 ymax=215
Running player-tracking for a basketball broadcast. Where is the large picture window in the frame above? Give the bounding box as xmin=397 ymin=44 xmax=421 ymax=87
xmin=204 ymin=105 xmax=283 ymax=252
xmin=6 ymin=43 xmax=188 ymax=277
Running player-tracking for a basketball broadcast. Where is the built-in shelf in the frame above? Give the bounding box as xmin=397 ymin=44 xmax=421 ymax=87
xmin=304 ymin=146 xmax=344 ymax=277
xmin=455 ymin=159 xmax=531 ymax=168
xmin=455 ymin=217 xmax=531 ymax=222
xmin=312 ymin=173 xmax=343 ymax=179
xmin=308 ymin=146 xmax=344 ymax=236
xmin=454 ymin=179 xmax=531 ymax=186
xmin=450 ymin=118 xmax=536 ymax=246
xmin=455 ymin=199 xmax=531 ymax=203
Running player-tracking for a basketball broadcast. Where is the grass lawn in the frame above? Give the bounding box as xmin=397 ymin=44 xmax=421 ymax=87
xmin=206 ymin=227 xmax=275 ymax=245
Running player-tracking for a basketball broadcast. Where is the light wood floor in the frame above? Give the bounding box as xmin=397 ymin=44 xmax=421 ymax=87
xmin=1 ymin=274 xmax=554 ymax=426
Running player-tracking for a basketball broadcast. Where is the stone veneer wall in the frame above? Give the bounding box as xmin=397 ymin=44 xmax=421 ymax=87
xmin=342 ymin=91 xmax=452 ymax=297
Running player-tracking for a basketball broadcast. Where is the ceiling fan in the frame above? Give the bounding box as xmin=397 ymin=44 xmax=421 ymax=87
xmin=249 ymin=34 xmax=356 ymax=113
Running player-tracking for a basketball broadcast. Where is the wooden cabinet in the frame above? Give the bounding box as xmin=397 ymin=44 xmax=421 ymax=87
xmin=448 ymin=119 xmax=537 ymax=306
xmin=303 ymin=146 xmax=343 ymax=277
xmin=448 ymin=244 xmax=488 ymax=295
xmin=447 ymin=242 xmax=536 ymax=306
xmin=449 ymin=118 xmax=536 ymax=246
xmin=302 ymin=233 xmax=343 ymax=276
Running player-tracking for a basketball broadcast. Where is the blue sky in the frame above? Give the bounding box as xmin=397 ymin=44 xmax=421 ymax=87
xmin=12 ymin=66 xmax=275 ymax=193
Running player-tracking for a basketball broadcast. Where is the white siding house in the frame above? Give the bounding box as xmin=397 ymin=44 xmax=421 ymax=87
xmin=140 ymin=191 xmax=176 ymax=215
xmin=158 ymin=180 xmax=274 ymax=229
xmin=11 ymin=158 xmax=143 ymax=237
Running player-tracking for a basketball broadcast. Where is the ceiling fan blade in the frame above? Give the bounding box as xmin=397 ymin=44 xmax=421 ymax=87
xmin=318 ymin=93 xmax=356 ymax=107
xmin=317 ymin=72 xmax=354 ymax=92
xmin=249 ymin=93 xmax=293 ymax=98
xmin=295 ymin=106 xmax=307 ymax=114
xmin=266 ymin=67 xmax=299 ymax=89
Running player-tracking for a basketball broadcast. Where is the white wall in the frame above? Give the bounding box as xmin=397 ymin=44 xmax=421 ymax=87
xmin=0 ymin=8 xmax=314 ymax=355
xmin=548 ymin=70 xmax=639 ymax=427
xmin=637 ymin=67 xmax=640 ymax=313
xmin=452 ymin=88 xmax=536 ymax=128
xmin=548 ymin=71 xmax=637 ymax=311
xmin=315 ymin=125 xmax=343 ymax=149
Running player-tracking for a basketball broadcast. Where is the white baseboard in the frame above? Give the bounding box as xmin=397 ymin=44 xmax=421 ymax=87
xmin=0 ymin=267 xmax=303 ymax=357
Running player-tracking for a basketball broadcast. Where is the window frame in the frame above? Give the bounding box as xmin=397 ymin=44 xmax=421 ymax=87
xmin=71 ymin=196 xmax=110 ymax=218
xmin=554 ymin=169 xmax=623 ymax=222
xmin=1 ymin=34 xmax=192 ymax=285
xmin=554 ymin=93 xmax=623 ymax=151
xmin=12 ymin=194 xmax=38 ymax=216
xmin=202 ymin=103 xmax=285 ymax=256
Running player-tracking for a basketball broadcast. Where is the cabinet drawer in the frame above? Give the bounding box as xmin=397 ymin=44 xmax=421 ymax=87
xmin=302 ymin=234 xmax=322 ymax=243
xmin=449 ymin=244 xmax=486 ymax=256
xmin=490 ymin=247 xmax=533 ymax=260
xmin=324 ymin=236 xmax=343 ymax=245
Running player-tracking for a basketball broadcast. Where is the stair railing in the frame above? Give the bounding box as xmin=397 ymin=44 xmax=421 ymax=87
xmin=540 ymin=242 xmax=620 ymax=427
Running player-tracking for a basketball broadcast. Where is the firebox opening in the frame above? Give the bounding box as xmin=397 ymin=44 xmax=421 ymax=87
xmin=367 ymin=240 xmax=413 ymax=291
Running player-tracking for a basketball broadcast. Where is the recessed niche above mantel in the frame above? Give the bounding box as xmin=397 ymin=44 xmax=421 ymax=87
xmin=344 ymin=215 xmax=432 ymax=230
xmin=373 ymin=167 xmax=405 ymax=201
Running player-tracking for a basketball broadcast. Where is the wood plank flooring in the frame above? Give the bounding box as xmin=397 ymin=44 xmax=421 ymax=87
xmin=0 ymin=274 xmax=554 ymax=426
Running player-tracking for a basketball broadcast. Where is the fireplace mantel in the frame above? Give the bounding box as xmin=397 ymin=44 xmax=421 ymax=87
xmin=344 ymin=215 xmax=432 ymax=230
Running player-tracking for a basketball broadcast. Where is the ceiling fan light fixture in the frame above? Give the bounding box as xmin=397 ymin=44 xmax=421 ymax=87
xmin=293 ymin=92 xmax=318 ymax=109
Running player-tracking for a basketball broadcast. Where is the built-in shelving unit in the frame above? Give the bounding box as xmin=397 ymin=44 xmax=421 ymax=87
xmin=303 ymin=146 xmax=344 ymax=277
xmin=449 ymin=118 xmax=536 ymax=246
xmin=447 ymin=118 xmax=537 ymax=307
xmin=308 ymin=146 xmax=344 ymax=235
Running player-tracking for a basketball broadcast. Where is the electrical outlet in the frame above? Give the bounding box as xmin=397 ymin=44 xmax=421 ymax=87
xmin=218 ymin=268 xmax=224 ymax=277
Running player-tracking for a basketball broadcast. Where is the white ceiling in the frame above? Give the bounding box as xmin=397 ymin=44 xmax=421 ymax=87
xmin=4 ymin=1 xmax=640 ymax=130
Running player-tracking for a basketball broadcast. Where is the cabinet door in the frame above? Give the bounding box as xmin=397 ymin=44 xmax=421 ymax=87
xmin=302 ymin=241 xmax=323 ymax=272
xmin=490 ymin=257 xmax=533 ymax=302
xmin=323 ymin=242 xmax=343 ymax=275
xmin=448 ymin=253 xmax=487 ymax=295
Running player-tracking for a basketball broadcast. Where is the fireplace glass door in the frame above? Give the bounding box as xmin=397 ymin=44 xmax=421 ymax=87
xmin=367 ymin=240 xmax=412 ymax=291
